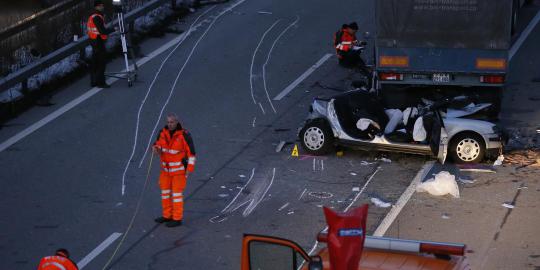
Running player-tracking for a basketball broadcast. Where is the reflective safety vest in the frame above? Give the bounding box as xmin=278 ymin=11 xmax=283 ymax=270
xmin=37 ymin=255 xmax=79 ymax=270
xmin=335 ymin=30 xmax=357 ymax=53
xmin=155 ymin=128 xmax=196 ymax=176
xmin=87 ymin=13 xmax=108 ymax=40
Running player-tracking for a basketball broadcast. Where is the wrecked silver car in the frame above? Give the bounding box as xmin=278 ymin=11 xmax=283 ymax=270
xmin=299 ymin=90 xmax=503 ymax=163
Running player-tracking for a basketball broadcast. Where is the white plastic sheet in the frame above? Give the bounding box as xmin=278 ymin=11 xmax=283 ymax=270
xmin=413 ymin=117 xmax=427 ymax=142
xmin=417 ymin=171 xmax=460 ymax=198
xmin=356 ymin=118 xmax=380 ymax=131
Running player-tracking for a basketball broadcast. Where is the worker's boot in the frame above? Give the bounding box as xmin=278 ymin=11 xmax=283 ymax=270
xmin=154 ymin=217 xmax=172 ymax=224
xmin=166 ymin=220 xmax=183 ymax=227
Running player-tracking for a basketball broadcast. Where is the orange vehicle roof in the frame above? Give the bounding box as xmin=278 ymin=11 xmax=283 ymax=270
xmin=310 ymin=248 xmax=471 ymax=270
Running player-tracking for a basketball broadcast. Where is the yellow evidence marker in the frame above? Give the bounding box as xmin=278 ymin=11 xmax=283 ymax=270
xmin=291 ymin=145 xmax=299 ymax=157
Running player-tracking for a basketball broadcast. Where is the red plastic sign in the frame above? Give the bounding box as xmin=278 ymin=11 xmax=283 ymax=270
xmin=323 ymin=204 xmax=368 ymax=270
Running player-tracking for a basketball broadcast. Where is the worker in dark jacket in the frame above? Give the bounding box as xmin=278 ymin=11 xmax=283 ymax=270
xmin=87 ymin=0 xmax=114 ymax=88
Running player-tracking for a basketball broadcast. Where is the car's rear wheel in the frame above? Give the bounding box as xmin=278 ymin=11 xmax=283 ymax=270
xmin=449 ymin=132 xmax=486 ymax=163
xmin=300 ymin=120 xmax=334 ymax=155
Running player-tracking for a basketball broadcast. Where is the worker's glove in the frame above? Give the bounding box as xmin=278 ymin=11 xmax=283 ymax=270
xmin=152 ymin=145 xmax=161 ymax=155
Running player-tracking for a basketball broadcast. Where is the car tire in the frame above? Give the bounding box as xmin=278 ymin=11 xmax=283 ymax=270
xmin=299 ymin=119 xmax=334 ymax=155
xmin=449 ymin=132 xmax=486 ymax=164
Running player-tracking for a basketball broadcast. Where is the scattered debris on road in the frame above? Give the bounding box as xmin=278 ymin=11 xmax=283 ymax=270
xmin=275 ymin=141 xmax=286 ymax=152
xmin=352 ymin=187 xmax=360 ymax=192
xmin=457 ymin=176 xmax=476 ymax=184
xmin=360 ymin=161 xmax=374 ymax=166
xmin=218 ymin=194 xmax=229 ymax=198
xmin=493 ymin=155 xmax=504 ymax=166
xmin=502 ymin=203 xmax=515 ymax=209
xmin=441 ymin=213 xmax=451 ymax=219
xmin=278 ymin=202 xmax=289 ymax=211
xmin=350 ymin=172 xmax=358 ymax=176
xmin=417 ymin=171 xmax=460 ymax=198
xmin=377 ymin=157 xmax=392 ymax=163
xmin=370 ymin=197 xmax=391 ymax=208
xmin=257 ymin=11 xmax=272 ymax=15
xmin=457 ymin=164 xmax=496 ymax=173
xmin=504 ymin=149 xmax=540 ymax=168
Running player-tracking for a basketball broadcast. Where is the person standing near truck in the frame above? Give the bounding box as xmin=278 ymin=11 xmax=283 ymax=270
xmin=334 ymin=22 xmax=360 ymax=66
xmin=87 ymin=0 xmax=114 ymax=88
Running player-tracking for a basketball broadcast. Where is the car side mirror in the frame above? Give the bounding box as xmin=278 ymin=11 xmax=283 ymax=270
xmin=308 ymin=256 xmax=323 ymax=270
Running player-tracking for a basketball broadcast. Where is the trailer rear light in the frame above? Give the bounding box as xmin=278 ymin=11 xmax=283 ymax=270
xmin=480 ymin=75 xmax=505 ymax=84
xmin=379 ymin=72 xmax=404 ymax=81
xmin=379 ymin=56 xmax=409 ymax=67
xmin=317 ymin=232 xmax=465 ymax=256
xmin=476 ymin=58 xmax=506 ymax=70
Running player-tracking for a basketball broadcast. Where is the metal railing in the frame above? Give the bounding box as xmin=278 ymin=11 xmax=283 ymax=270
xmin=0 ymin=0 xmax=176 ymax=94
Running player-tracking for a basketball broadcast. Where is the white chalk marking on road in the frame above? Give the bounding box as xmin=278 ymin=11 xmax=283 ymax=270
xmin=77 ymin=232 xmax=122 ymax=269
xmin=278 ymin=202 xmax=290 ymax=211
xmin=119 ymin=8 xmax=216 ymax=195
xmin=258 ymin=102 xmax=266 ymax=114
xmin=273 ymin=53 xmax=333 ymax=101
xmin=344 ymin=166 xmax=381 ymax=212
xmin=222 ymin=168 xmax=255 ymax=213
xmin=243 ymin=167 xmax=275 ymax=217
xmin=127 ymin=7 xmax=215 ymax=173
xmin=262 ymin=16 xmax=300 ymax=114
xmin=137 ymin=0 xmax=248 ymax=172
xmin=252 ymin=117 xmax=256 ymax=127
xmin=0 ymin=7 xmax=218 ymax=155
xmin=509 ymin=10 xmax=540 ymax=60
xmin=373 ymin=161 xmax=434 ymax=237
xmin=321 ymin=159 xmax=324 ymax=171
xmin=307 ymin=166 xmax=381 ymax=256
xmin=249 ymin=19 xmax=282 ymax=105
xmin=313 ymin=158 xmax=316 ymax=171
xmin=298 ymin=188 xmax=307 ymax=200
xmin=308 ymin=191 xmax=333 ymax=199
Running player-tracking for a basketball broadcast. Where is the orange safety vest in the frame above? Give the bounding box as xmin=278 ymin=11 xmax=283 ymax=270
xmin=335 ymin=30 xmax=357 ymax=53
xmin=37 ymin=255 xmax=79 ymax=270
xmin=155 ymin=128 xmax=196 ymax=175
xmin=87 ymin=13 xmax=108 ymax=40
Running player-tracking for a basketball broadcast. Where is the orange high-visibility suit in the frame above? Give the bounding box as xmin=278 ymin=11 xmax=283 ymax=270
xmin=154 ymin=127 xmax=196 ymax=221
xmin=37 ymin=255 xmax=78 ymax=270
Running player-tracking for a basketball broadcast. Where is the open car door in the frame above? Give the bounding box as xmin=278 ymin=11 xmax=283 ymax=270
xmin=241 ymin=234 xmax=312 ymax=270
xmin=429 ymin=111 xmax=448 ymax=164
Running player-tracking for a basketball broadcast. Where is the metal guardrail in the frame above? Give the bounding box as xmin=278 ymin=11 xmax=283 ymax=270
xmin=0 ymin=0 xmax=174 ymax=94
xmin=0 ymin=0 xmax=81 ymax=42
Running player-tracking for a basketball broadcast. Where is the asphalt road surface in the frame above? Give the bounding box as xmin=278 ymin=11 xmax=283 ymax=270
xmin=1 ymin=0 xmax=538 ymax=269
xmin=0 ymin=0 xmax=428 ymax=269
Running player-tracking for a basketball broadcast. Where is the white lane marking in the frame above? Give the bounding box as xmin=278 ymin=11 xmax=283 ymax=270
xmin=137 ymin=0 xmax=248 ymax=171
xmin=0 ymin=8 xmax=215 ymax=154
xmin=222 ymin=168 xmax=255 ymax=213
xmin=77 ymin=232 xmax=122 ymax=269
xmin=249 ymin=19 xmax=282 ymax=105
xmin=307 ymin=166 xmax=381 ymax=256
xmin=119 ymin=7 xmax=215 ymax=195
xmin=510 ymin=10 xmax=540 ymax=60
xmin=0 ymin=87 xmax=98 ymax=152
xmin=262 ymin=16 xmax=300 ymax=114
xmin=373 ymin=161 xmax=434 ymax=237
xmin=273 ymin=53 xmax=333 ymax=101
